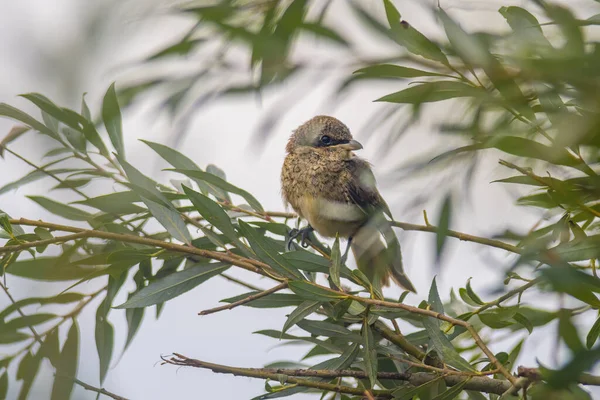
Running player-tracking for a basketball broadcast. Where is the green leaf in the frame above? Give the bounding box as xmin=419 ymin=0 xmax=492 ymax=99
xmin=0 ymin=331 xmax=29 ymax=344
xmin=431 ymin=379 xmax=469 ymax=400
xmin=362 ymin=320 xmax=378 ymax=388
xmin=550 ymin=236 xmax=600 ymax=262
xmin=1 ymin=313 xmax=56 ymax=332
xmin=329 ymin=235 xmax=341 ymax=289
xmin=183 ymin=185 xmax=246 ymax=249
xmin=490 ymin=137 xmax=577 ymax=167
xmin=376 ymin=81 xmax=480 ymax=104
xmin=52 ymin=178 xmax=91 ymax=190
xmin=586 ymin=316 xmax=600 ymax=349
xmin=0 ymin=293 xmax=84 ymax=321
xmin=0 ymin=125 xmax=30 ymax=157
xmin=438 ymin=10 xmax=493 ymax=68
xmin=513 ymin=312 xmax=534 ymax=334
xmin=40 ymin=328 xmax=60 ymax=367
xmin=72 ymin=191 xmax=145 ymax=215
xmin=0 ymin=103 xmax=58 ymax=139
xmin=393 ymin=376 xmax=445 ymax=400
xmin=288 ymin=281 xmax=347 ymax=301
xmin=354 ymin=64 xmax=447 ymax=79
xmin=558 ymin=310 xmax=584 ymax=352
xmin=95 ymin=318 xmax=114 ymax=384
xmin=144 ymin=197 xmax=192 ymax=244
xmin=221 ymin=292 xmax=302 ymax=308
xmin=115 ymin=263 xmax=229 ymax=308
xmin=141 ymin=140 xmax=201 ymax=171
xmin=238 ymin=221 xmax=302 ymax=279
xmin=282 ymin=300 xmax=322 ymax=333
xmin=296 ymin=319 xmax=359 ymax=340
xmin=51 ymin=320 xmax=79 ymax=400
xmin=383 ymin=0 xmax=401 ymax=28
xmin=16 ymin=350 xmax=43 ymax=400
xmin=313 ymin=342 xmax=360 ymax=370
xmin=6 ymin=257 xmax=103 ymax=281
xmin=170 ymin=169 xmax=264 ymax=212
xmin=27 ymin=196 xmax=92 ymax=221
xmin=102 ymin=82 xmax=124 ymax=157
xmin=436 ymin=195 xmax=452 ymax=262
xmin=423 ymin=279 xmax=474 ymax=371
xmin=124 ymin=305 xmax=144 ymax=351
xmin=0 ymin=372 xmax=7 ymax=400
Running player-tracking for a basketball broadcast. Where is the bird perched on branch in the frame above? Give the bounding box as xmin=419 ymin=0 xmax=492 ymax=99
xmin=281 ymin=115 xmax=416 ymax=292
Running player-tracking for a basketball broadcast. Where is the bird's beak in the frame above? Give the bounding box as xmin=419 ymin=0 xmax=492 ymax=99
xmin=338 ymin=139 xmax=363 ymax=151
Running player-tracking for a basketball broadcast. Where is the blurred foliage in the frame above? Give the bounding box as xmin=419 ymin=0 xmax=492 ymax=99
xmin=2 ymin=0 xmax=600 ymax=399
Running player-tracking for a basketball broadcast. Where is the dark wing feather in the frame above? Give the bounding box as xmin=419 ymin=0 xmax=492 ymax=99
xmin=345 ymin=158 xmax=393 ymax=218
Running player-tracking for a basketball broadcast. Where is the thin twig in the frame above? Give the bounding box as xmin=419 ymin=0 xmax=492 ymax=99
xmin=392 ymin=221 xmax=522 ymax=254
xmin=219 ymin=273 xmax=262 ymax=291
xmin=71 ymin=377 xmax=129 ymax=400
xmin=0 ymin=232 xmax=89 ymax=254
xmin=199 ymin=282 xmax=288 ymax=315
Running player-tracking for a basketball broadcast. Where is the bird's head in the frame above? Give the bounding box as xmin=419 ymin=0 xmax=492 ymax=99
xmin=286 ymin=115 xmax=363 ymax=153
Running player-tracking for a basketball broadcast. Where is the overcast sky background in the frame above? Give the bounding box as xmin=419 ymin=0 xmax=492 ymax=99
xmin=1 ymin=0 xmax=600 ymax=399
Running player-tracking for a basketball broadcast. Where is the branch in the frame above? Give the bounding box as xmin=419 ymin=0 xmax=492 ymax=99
xmin=0 ymin=232 xmax=89 ymax=254
xmin=165 ymin=353 xmax=514 ymax=395
xmin=71 ymin=377 xmax=129 ymax=400
xmin=199 ymin=282 xmax=289 ymax=315
xmin=6 ymin=218 xmax=284 ymax=281
xmin=392 ymin=221 xmax=522 ymax=254
xmin=163 ymin=353 xmax=393 ymax=397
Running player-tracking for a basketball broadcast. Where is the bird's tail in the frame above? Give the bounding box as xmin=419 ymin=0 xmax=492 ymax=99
xmin=351 ymin=215 xmax=416 ymax=293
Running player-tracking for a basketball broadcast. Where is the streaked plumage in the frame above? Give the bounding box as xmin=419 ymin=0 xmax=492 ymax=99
xmin=281 ymin=115 xmax=416 ymax=292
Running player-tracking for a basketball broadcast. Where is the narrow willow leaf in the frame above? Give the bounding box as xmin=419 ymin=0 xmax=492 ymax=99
xmin=0 ymin=293 xmax=84 ymax=321
xmin=0 ymin=103 xmax=57 ymax=139
xmin=238 ymin=221 xmax=302 ymax=279
xmin=296 ymin=319 xmax=359 ymax=340
xmin=376 ymin=81 xmax=479 ymax=104
xmin=513 ymin=312 xmax=534 ymax=334
xmin=141 ymin=140 xmax=201 ymax=171
xmin=0 ymin=331 xmax=29 ymax=344
xmin=51 ymin=320 xmax=79 ymax=400
xmin=423 ymin=279 xmax=474 ymax=371
xmin=221 ymin=292 xmax=302 ymax=308
xmin=431 ymin=379 xmax=469 ymax=400
xmin=288 ymin=281 xmax=347 ymax=301
xmin=0 ymin=372 xmax=7 ymax=400
xmin=436 ymin=195 xmax=452 ymax=262
xmin=40 ymin=328 xmax=60 ymax=368
xmin=1 ymin=313 xmax=56 ymax=332
xmin=282 ymin=300 xmax=322 ymax=333
xmin=144 ymin=198 xmax=191 ymax=244
xmin=393 ymin=376 xmax=445 ymax=400
xmin=183 ymin=185 xmax=246 ymax=249
xmin=329 ymin=235 xmax=341 ymax=289
xmin=72 ymin=191 xmax=145 ymax=214
xmin=16 ymin=350 xmax=43 ymax=400
xmin=362 ymin=320 xmax=378 ymax=388
xmin=558 ymin=310 xmax=584 ymax=352
xmin=311 ymin=342 xmax=360 ymax=371
xmin=586 ymin=316 xmax=600 ymax=349
xmin=170 ymin=169 xmax=264 ymax=212
xmin=95 ymin=318 xmax=114 ymax=383
xmin=27 ymin=196 xmax=91 ymax=221
xmin=117 ymin=157 xmax=171 ymax=206
xmin=0 ymin=125 xmax=30 ymax=157
xmin=353 ymin=64 xmax=447 ymax=79
xmin=115 ymin=263 xmax=229 ymax=308
xmin=124 ymin=306 xmax=144 ymax=352
xmin=7 ymin=257 xmax=103 ymax=281
xmin=102 ymin=82 xmax=124 ymax=157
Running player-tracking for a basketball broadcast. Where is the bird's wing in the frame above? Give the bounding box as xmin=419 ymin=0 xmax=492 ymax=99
xmin=345 ymin=158 xmax=392 ymax=219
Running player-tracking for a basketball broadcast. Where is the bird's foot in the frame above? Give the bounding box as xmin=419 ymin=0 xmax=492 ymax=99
xmin=286 ymin=226 xmax=314 ymax=251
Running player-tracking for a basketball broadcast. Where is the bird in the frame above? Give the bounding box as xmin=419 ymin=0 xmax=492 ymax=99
xmin=280 ymin=115 xmax=416 ymax=292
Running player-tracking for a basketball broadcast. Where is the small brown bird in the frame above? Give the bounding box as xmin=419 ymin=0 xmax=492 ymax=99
xmin=281 ymin=115 xmax=416 ymax=292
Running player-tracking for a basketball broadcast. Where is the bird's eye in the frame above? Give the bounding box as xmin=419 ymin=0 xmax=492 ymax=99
xmin=320 ymin=135 xmax=332 ymax=145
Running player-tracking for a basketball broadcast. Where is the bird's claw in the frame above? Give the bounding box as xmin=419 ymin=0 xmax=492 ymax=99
xmin=286 ymin=226 xmax=314 ymax=251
